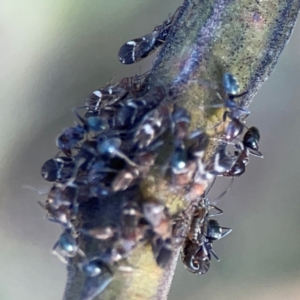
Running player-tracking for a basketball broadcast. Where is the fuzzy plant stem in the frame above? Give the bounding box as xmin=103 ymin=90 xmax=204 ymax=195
xmin=64 ymin=0 xmax=300 ymax=299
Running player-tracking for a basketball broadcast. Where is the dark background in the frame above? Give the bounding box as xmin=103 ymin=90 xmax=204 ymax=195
xmin=1 ymin=1 xmax=300 ymax=299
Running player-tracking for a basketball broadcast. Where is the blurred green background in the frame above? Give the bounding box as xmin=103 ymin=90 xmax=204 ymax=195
xmin=1 ymin=1 xmax=300 ymax=299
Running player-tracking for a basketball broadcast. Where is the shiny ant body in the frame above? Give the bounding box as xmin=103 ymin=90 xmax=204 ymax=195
xmin=181 ymin=182 xmax=232 ymax=274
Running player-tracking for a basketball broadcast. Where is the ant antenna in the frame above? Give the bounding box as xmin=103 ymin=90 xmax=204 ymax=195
xmin=213 ymin=177 xmax=234 ymax=204
xmin=72 ymin=106 xmax=86 ymax=124
xmin=204 ymin=176 xmax=216 ymax=197
xmin=22 ymin=185 xmax=49 ymax=196
xmin=202 ymin=176 xmax=233 ymax=206
xmin=106 ymin=75 xmax=116 ymax=86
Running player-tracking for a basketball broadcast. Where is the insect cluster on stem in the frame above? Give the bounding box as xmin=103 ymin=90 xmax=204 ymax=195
xmin=39 ymin=5 xmax=263 ymax=298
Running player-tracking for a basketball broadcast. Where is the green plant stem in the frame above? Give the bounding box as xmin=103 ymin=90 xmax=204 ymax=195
xmin=64 ymin=0 xmax=300 ymax=299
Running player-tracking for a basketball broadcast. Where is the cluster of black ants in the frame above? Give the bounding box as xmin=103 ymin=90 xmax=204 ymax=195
xmin=40 ymin=9 xmax=263 ymax=299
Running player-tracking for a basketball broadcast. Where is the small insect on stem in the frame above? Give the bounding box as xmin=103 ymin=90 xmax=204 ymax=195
xmin=56 ymin=124 xmax=86 ymax=156
xmin=181 ymin=182 xmax=232 ymax=275
xmin=52 ymin=228 xmax=85 ymax=264
xmin=222 ymin=126 xmax=263 ymax=177
xmin=81 ymin=262 xmax=113 ymax=300
xmin=195 ymin=73 xmax=263 ymax=178
xmin=118 ymin=6 xmax=182 ymax=64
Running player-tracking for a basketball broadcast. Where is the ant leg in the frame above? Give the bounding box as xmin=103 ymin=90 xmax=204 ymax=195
xmin=219 ymin=227 xmax=232 ymax=239
xmin=209 ymin=248 xmax=220 ymax=262
xmin=207 ymin=205 xmax=223 ymax=217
